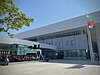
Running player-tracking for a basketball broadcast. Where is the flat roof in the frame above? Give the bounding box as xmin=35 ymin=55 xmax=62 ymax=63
xmin=15 ymin=11 xmax=100 ymax=39
xmin=0 ymin=37 xmax=57 ymax=50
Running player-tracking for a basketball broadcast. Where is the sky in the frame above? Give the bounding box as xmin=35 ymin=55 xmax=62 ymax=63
xmin=1 ymin=0 xmax=100 ymax=36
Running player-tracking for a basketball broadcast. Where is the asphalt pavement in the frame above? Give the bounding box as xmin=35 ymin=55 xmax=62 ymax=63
xmin=0 ymin=60 xmax=100 ymax=75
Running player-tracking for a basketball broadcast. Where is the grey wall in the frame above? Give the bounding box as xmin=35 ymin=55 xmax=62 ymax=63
xmin=53 ymin=37 xmax=63 ymax=50
xmin=63 ymin=36 xmax=76 ymax=50
xmin=96 ymin=25 xmax=100 ymax=59
xmin=38 ymin=34 xmax=88 ymax=51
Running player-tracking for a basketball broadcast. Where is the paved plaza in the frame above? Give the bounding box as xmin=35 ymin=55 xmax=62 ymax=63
xmin=0 ymin=60 xmax=100 ymax=75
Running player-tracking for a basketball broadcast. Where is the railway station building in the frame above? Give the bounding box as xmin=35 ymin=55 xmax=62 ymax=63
xmin=0 ymin=11 xmax=100 ymax=60
xmin=15 ymin=11 xmax=100 ymax=60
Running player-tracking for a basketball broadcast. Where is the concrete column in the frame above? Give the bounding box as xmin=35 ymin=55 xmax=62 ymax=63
xmin=87 ymin=26 xmax=95 ymax=62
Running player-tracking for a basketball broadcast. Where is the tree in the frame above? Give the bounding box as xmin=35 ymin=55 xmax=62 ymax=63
xmin=0 ymin=0 xmax=34 ymax=38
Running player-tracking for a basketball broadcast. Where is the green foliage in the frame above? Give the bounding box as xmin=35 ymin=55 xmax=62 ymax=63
xmin=0 ymin=0 xmax=34 ymax=38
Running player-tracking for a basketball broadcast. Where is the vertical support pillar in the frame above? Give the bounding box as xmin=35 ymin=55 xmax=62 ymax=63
xmin=87 ymin=26 xmax=95 ymax=62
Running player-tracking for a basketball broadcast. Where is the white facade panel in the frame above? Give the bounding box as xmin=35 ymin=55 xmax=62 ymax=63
xmin=75 ymin=34 xmax=88 ymax=50
xmin=53 ymin=38 xmax=63 ymax=50
xmin=44 ymin=39 xmax=53 ymax=45
xmin=62 ymin=34 xmax=88 ymax=50
xmin=37 ymin=40 xmax=44 ymax=43
xmin=63 ymin=36 xmax=76 ymax=50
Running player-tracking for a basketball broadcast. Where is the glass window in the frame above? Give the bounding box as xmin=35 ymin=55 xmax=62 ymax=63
xmin=65 ymin=50 xmax=86 ymax=57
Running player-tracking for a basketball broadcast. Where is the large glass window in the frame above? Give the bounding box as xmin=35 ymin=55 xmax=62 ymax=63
xmin=65 ymin=50 xmax=86 ymax=57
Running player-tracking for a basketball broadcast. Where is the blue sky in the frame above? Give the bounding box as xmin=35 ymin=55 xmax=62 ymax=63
xmin=3 ymin=0 xmax=100 ymax=35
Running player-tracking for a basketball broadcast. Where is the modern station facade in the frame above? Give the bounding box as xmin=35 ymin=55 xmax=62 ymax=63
xmin=15 ymin=11 xmax=100 ymax=60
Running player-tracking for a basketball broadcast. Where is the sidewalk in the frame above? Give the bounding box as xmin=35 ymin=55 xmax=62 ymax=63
xmin=49 ymin=59 xmax=100 ymax=65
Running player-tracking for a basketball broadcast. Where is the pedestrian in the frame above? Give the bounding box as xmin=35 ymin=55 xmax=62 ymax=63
xmin=5 ymin=56 xmax=9 ymax=65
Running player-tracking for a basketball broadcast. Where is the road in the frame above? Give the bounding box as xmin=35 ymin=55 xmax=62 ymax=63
xmin=0 ymin=60 xmax=100 ymax=75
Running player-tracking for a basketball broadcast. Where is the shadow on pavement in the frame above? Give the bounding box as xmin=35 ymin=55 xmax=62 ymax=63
xmin=65 ymin=64 xmax=85 ymax=69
